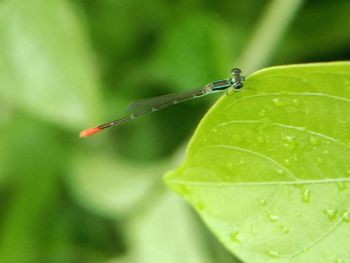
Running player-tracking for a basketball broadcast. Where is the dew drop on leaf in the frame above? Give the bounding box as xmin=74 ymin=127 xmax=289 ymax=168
xmin=276 ymin=169 xmax=284 ymax=175
xmin=288 ymin=186 xmax=295 ymax=195
xmin=178 ymin=185 xmax=191 ymax=196
xmin=239 ymin=159 xmax=246 ymax=166
xmin=229 ymin=230 xmax=240 ymax=243
xmin=273 ymin=97 xmax=286 ymax=107
xmin=302 ymin=187 xmax=311 ymax=203
xmin=285 ymin=135 xmax=295 ymax=141
xmin=337 ymin=182 xmax=346 ymax=192
xmin=195 ymin=202 xmax=205 ymax=211
xmin=341 ymin=210 xmax=350 ymax=222
xmin=268 ymin=250 xmax=280 ymax=258
xmin=283 ymin=135 xmax=296 ymax=150
xmin=284 ymin=159 xmax=291 ymax=166
xmin=292 ymin=98 xmax=301 ymax=106
xmin=324 ymin=208 xmax=338 ymax=221
xmin=259 ymin=199 xmax=266 ymax=206
xmin=282 ymin=226 xmax=289 ymax=234
xmin=267 ymin=212 xmax=279 ymax=222
xmin=251 ymin=225 xmax=257 ymax=235
xmin=258 ymin=109 xmax=267 ymax=117
xmin=335 ymin=258 xmax=343 ymax=263
xmin=257 ymin=136 xmax=265 ymax=143
xmin=284 ymin=143 xmax=296 ymax=150
xmin=310 ymin=136 xmax=320 ymax=145
xmin=317 ymin=158 xmax=324 ymax=164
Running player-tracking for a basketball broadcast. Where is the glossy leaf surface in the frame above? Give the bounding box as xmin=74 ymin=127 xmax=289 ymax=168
xmin=165 ymin=62 xmax=350 ymax=262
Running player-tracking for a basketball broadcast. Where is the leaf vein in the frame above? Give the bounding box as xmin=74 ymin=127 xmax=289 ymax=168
xmin=215 ymin=120 xmax=350 ymax=151
xmin=226 ymin=92 xmax=350 ymax=109
xmin=204 ymin=144 xmax=302 ymax=181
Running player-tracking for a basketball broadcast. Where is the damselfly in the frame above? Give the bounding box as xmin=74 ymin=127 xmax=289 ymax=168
xmin=80 ymin=68 xmax=245 ymax=137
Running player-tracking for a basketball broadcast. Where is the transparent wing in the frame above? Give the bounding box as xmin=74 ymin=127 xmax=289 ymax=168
xmin=95 ymin=85 xmax=213 ymax=130
xmin=127 ymin=86 xmax=208 ymax=113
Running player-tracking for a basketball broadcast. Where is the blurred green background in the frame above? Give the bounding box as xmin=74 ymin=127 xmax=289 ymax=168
xmin=0 ymin=0 xmax=349 ymax=262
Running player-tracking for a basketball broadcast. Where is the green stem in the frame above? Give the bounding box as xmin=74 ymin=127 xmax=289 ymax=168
xmin=238 ymin=0 xmax=304 ymax=74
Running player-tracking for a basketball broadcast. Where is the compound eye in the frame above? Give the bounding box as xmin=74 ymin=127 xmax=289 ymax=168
xmin=233 ymin=83 xmax=242 ymax=89
xmin=231 ymin=68 xmax=241 ymax=74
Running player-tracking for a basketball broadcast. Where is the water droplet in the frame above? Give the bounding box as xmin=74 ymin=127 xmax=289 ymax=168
xmin=335 ymin=258 xmax=343 ymax=263
xmin=285 ymin=135 xmax=294 ymax=141
xmin=259 ymin=109 xmax=267 ymax=117
xmin=324 ymin=208 xmax=338 ymax=221
xmin=195 ymin=202 xmax=205 ymax=211
xmin=259 ymin=199 xmax=266 ymax=206
xmin=292 ymin=99 xmax=301 ymax=106
xmin=341 ymin=210 xmax=350 ymax=222
xmin=251 ymin=225 xmax=257 ymax=235
xmin=317 ymin=158 xmax=324 ymax=164
xmin=285 ymin=143 xmax=296 ymax=150
xmin=284 ymin=159 xmax=291 ymax=166
xmin=178 ymin=185 xmax=190 ymax=196
xmin=337 ymin=182 xmax=346 ymax=191
xmin=284 ymin=135 xmax=296 ymax=150
xmin=229 ymin=230 xmax=240 ymax=243
xmin=288 ymin=186 xmax=295 ymax=194
xmin=257 ymin=136 xmax=265 ymax=143
xmin=268 ymin=212 xmax=279 ymax=222
xmin=294 ymin=183 xmax=304 ymax=189
xmin=273 ymin=97 xmax=286 ymax=107
xmin=296 ymin=211 xmax=302 ymax=217
xmin=276 ymin=169 xmax=284 ymax=175
xmin=268 ymin=250 xmax=280 ymax=258
xmin=201 ymin=137 xmax=208 ymax=144
xmin=310 ymin=136 xmax=320 ymax=145
xmin=239 ymin=160 xmax=246 ymax=166
xmin=302 ymin=187 xmax=311 ymax=203
xmin=282 ymin=226 xmax=289 ymax=233
xmin=287 ymin=105 xmax=299 ymax=112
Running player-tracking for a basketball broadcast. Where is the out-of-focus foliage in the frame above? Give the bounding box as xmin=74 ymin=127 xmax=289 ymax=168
xmin=0 ymin=0 xmax=349 ymax=262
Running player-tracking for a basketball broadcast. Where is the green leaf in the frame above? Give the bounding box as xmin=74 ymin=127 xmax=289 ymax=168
xmin=164 ymin=62 xmax=350 ymax=262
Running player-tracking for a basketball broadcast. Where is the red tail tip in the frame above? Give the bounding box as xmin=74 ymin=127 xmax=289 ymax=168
xmin=79 ymin=127 xmax=102 ymax=138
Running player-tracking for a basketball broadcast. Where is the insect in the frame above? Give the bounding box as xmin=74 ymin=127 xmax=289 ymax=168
xmin=80 ymin=68 xmax=245 ymax=137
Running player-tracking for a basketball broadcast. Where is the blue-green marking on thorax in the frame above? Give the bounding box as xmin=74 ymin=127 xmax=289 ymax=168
xmin=210 ymin=79 xmax=232 ymax=92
